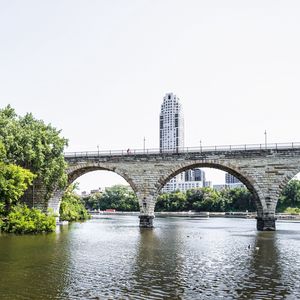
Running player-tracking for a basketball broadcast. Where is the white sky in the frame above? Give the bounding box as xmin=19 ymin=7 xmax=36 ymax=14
xmin=1 ymin=1 xmax=300 ymax=191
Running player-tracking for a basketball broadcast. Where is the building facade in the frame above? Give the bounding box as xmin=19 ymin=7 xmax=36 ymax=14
xmin=160 ymin=93 xmax=205 ymax=193
xmin=159 ymin=93 xmax=184 ymax=152
xmin=225 ymin=173 xmax=244 ymax=188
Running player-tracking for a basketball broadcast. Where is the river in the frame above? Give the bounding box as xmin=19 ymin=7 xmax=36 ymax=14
xmin=1 ymin=216 xmax=300 ymax=299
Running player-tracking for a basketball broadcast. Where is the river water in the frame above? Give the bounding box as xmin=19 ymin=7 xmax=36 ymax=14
xmin=1 ymin=216 xmax=300 ymax=299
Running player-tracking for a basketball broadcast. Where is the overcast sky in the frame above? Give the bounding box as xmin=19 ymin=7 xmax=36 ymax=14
xmin=1 ymin=1 xmax=300 ymax=191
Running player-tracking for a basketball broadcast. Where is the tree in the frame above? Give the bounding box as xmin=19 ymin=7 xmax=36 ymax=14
xmin=0 ymin=105 xmax=68 ymax=200
xmin=82 ymin=185 xmax=139 ymax=211
xmin=1 ymin=204 xmax=56 ymax=233
xmin=155 ymin=193 xmax=171 ymax=211
xmin=186 ymin=188 xmax=204 ymax=210
xmin=0 ymin=141 xmax=36 ymax=214
xmin=190 ymin=187 xmax=222 ymax=212
xmin=0 ymin=163 xmax=36 ymax=213
xmin=100 ymin=185 xmax=139 ymax=211
xmin=83 ymin=192 xmax=103 ymax=210
xmin=60 ymin=184 xmax=90 ymax=221
xmin=277 ymin=180 xmax=300 ymax=212
xmin=220 ymin=187 xmax=255 ymax=212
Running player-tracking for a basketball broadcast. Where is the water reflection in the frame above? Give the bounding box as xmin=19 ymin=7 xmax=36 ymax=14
xmin=129 ymin=226 xmax=185 ymax=299
xmin=0 ymin=229 xmax=71 ymax=299
xmin=1 ymin=217 xmax=300 ymax=299
xmin=233 ymin=232 xmax=284 ymax=299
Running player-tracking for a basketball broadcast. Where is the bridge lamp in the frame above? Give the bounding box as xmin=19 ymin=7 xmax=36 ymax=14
xmin=264 ymin=130 xmax=267 ymax=149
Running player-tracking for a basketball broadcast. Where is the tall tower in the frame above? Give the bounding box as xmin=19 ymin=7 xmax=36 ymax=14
xmin=159 ymin=93 xmax=184 ymax=152
xmin=159 ymin=93 xmax=206 ymax=193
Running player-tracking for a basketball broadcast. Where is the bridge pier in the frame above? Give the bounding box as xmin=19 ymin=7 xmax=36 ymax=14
xmin=256 ymin=216 xmax=276 ymax=231
xmin=139 ymin=215 xmax=154 ymax=228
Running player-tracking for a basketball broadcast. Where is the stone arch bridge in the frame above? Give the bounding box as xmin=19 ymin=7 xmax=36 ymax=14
xmin=46 ymin=143 xmax=300 ymax=231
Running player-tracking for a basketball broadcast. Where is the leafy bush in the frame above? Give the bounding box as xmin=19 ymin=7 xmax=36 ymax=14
xmin=60 ymin=184 xmax=90 ymax=222
xmin=1 ymin=204 xmax=56 ymax=234
xmin=284 ymin=207 xmax=300 ymax=214
xmin=0 ymin=162 xmax=35 ymax=213
xmin=0 ymin=105 xmax=68 ymax=199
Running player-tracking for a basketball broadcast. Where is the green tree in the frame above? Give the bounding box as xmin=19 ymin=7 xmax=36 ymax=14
xmin=155 ymin=193 xmax=170 ymax=211
xmin=186 ymin=188 xmax=204 ymax=210
xmin=83 ymin=192 xmax=103 ymax=210
xmin=155 ymin=190 xmax=187 ymax=212
xmin=0 ymin=105 xmax=68 ymax=200
xmin=220 ymin=187 xmax=255 ymax=212
xmin=1 ymin=204 xmax=56 ymax=233
xmin=60 ymin=184 xmax=90 ymax=221
xmin=0 ymin=141 xmax=6 ymax=161
xmin=0 ymin=141 xmax=36 ymax=214
xmin=0 ymin=162 xmax=36 ymax=213
xmin=82 ymin=185 xmax=139 ymax=211
xmin=169 ymin=191 xmax=186 ymax=211
xmin=101 ymin=185 xmax=139 ymax=211
xmin=277 ymin=179 xmax=300 ymax=212
xmin=191 ymin=187 xmax=222 ymax=212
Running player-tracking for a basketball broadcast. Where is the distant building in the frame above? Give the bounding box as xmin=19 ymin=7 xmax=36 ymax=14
xmin=81 ymin=188 xmax=102 ymax=197
xmin=162 ymin=180 xmax=204 ymax=193
xmin=204 ymin=181 xmax=212 ymax=188
xmin=159 ymin=93 xmax=205 ymax=192
xmin=90 ymin=188 xmax=102 ymax=194
xmin=159 ymin=92 xmax=184 ymax=152
xmin=225 ymin=173 xmax=244 ymax=189
xmin=225 ymin=173 xmax=240 ymax=184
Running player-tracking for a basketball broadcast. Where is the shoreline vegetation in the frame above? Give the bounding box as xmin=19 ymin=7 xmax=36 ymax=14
xmin=0 ymin=106 xmax=89 ymax=234
xmin=82 ymin=181 xmax=300 ymax=217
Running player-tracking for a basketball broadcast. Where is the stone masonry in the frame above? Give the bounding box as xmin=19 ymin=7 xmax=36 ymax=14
xmin=45 ymin=147 xmax=300 ymax=230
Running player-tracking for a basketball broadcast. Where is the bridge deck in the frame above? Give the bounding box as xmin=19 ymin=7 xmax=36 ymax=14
xmin=64 ymin=142 xmax=300 ymax=159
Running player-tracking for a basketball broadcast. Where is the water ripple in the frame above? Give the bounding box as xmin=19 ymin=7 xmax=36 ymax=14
xmin=1 ymin=217 xmax=300 ymax=299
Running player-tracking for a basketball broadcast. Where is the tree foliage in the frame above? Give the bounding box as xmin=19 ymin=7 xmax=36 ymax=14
xmin=277 ymin=180 xmax=300 ymax=212
xmin=0 ymin=105 xmax=65 ymax=234
xmin=0 ymin=140 xmax=36 ymax=214
xmin=1 ymin=204 xmax=56 ymax=234
xmin=156 ymin=187 xmax=255 ymax=212
xmin=83 ymin=185 xmax=139 ymax=211
xmin=82 ymin=180 xmax=300 ymax=214
xmin=0 ymin=105 xmax=68 ymax=197
xmin=60 ymin=184 xmax=90 ymax=221
xmin=0 ymin=162 xmax=35 ymax=213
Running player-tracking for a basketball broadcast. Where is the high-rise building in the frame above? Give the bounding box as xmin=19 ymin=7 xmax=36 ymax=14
xmin=225 ymin=173 xmax=241 ymax=184
xmin=159 ymin=93 xmax=184 ymax=152
xmin=225 ymin=172 xmax=244 ymax=189
xmin=160 ymin=93 xmax=205 ymax=192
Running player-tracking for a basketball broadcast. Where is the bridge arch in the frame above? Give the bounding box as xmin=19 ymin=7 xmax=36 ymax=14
xmin=48 ymin=162 xmax=139 ymax=215
xmin=67 ymin=163 xmax=138 ymax=193
xmin=278 ymin=168 xmax=300 ymax=195
xmin=156 ymin=160 xmax=265 ymax=214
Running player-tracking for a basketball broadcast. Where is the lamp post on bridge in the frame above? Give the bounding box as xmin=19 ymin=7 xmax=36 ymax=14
xmin=143 ymin=137 xmax=146 ymax=153
xmin=200 ymin=140 xmax=202 ymax=152
xmin=97 ymin=145 xmax=99 ymax=157
xmin=264 ymin=130 xmax=267 ymax=149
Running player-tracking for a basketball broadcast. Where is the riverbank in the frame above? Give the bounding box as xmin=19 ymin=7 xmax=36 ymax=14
xmin=89 ymin=211 xmax=300 ymax=220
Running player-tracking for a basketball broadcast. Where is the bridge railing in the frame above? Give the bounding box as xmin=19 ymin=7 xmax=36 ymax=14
xmin=64 ymin=142 xmax=300 ymax=158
